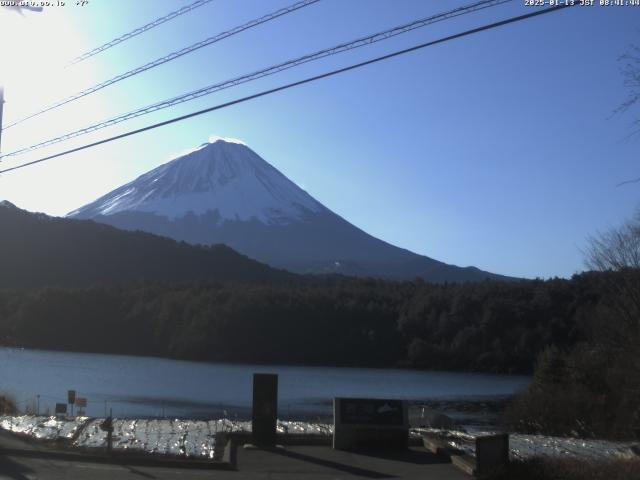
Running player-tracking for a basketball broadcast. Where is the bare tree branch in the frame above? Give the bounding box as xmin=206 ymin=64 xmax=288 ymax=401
xmin=585 ymin=212 xmax=640 ymax=330
xmin=613 ymin=43 xmax=640 ymax=187
xmin=617 ymin=177 xmax=640 ymax=187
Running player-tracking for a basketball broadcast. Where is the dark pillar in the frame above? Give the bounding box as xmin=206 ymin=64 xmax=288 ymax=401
xmin=252 ymin=373 xmax=278 ymax=446
xmin=476 ymin=433 xmax=509 ymax=476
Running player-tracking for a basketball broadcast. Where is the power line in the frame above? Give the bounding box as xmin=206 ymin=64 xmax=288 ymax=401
xmin=0 ymin=0 xmax=512 ymax=159
xmin=3 ymin=0 xmax=320 ymax=130
xmin=0 ymin=4 xmax=575 ymax=176
xmin=68 ymin=0 xmax=216 ymax=66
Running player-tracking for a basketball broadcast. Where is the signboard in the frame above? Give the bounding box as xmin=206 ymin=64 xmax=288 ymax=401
xmin=339 ymin=398 xmax=404 ymax=426
xmin=100 ymin=417 xmax=113 ymax=432
xmin=55 ymin=403 xmax=67 ymax=416
xmin=75 ymin=397 xmax=87 ymax=408
xmin=333 ymin=397 xmax=408 ymax=451
xmin=252 ymin=373 xmax=278 ymax=446
xmin=67 ymin=390 xmax=76 ymax=404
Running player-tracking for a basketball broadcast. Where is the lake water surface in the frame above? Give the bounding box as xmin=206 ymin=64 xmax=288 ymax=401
xmin=0 ymin=348 xmax=530 ymax=419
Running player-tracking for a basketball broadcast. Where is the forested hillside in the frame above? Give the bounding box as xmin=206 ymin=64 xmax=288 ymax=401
xmin=0 ymin=271 xmax=626 ymax=373
xmin=0 ymin=202 xmax=291 ymax=288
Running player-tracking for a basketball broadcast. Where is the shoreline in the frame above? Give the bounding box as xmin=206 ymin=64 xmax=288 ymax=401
xmin=0 ymin=345 xmax=535 ymax=376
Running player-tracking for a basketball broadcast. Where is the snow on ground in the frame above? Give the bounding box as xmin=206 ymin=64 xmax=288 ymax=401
xmin=1 ymin=416 xmax=637 ymax=461
xmin=0 ymin=415 xmax=87 ymax=441
xmin=277 ymin=420 xmax=332 ymax=436
xmin=417 ymin=428 xmax=640 ymax=461
xmin=0 ymin=416 xmax=332 ymax=458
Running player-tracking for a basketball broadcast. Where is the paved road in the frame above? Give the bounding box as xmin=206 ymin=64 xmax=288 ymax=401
xmin=0 ymin=455 xmax=219 ymax=480
xmin=234 ymin=445 xmax=471 ymax=479
xmin=0 ymin=430 xmax=470 ymax=479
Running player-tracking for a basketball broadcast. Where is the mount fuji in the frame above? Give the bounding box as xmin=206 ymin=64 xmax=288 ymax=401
xmin=69 ymin=138 xmax=510 ymax=282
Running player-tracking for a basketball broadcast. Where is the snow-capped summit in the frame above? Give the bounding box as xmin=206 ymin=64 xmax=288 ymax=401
xmin=69 ymin=137 xmax=512 ymax=282
xmin=69 ymin=138 xmax=322 ymax=224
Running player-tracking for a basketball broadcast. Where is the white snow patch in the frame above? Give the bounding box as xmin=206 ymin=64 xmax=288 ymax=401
xmin=168 ymin=137 xmax=246 ymax=161
xmin=70 ymin=138 xmax=322 ymax=224
xmin=0 ymin=415 xmax=88 ymax=440
xmin=0 ymin=416 xmax=331 ymax=458
xmin=168 ymin=143 xmax=209 ymax=161
xmin=208 ymin=135 xmax=246 ymax=146
xmin=417 ymin=428 xmax=640 ymax=461
xmin=2 ymin=416 xmax=637 ymax=461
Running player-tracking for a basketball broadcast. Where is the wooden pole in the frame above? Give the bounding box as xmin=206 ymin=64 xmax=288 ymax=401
xmin=0 ymin=86 xmax=5 ymax=155
xmin=107 ymin=408 xmax=113 ymax=454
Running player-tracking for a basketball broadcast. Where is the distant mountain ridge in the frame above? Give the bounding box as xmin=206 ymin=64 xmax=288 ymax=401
xmin=0 ymin=200 xmax=291 ymax=289
xmin=69 ymin=138 xmax=514 ymax=282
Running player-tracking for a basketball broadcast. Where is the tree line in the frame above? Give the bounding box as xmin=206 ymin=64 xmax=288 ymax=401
xmin=503 ymin=213 xmax=640 ymax=440
xmin=0 ymin=270 xmax=625 ymax=374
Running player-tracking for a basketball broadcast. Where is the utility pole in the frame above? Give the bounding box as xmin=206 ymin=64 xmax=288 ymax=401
xmin=0 ymin=85 xmax=5 ymax=155
xmin=0 ymin=6 xmax=43 ymax=156
xmin=107 ymin=408 xmax=113 ymax=454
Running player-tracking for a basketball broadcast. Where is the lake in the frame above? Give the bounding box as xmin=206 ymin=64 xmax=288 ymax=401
xmin=0 ymin=347 xmax=530 ymax=420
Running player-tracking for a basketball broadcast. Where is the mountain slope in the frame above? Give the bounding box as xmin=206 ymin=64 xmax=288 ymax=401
xmin=69 ymin=138 xmax=513 ymax=282
xmin=0 ymin=200 xmax=291 ymax=289
xmin=70 ymin=138 xmax=323 ymax=224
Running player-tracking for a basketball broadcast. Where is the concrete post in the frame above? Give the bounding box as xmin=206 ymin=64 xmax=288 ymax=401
xmin=252 ymin=373 xmax=278 ymax=446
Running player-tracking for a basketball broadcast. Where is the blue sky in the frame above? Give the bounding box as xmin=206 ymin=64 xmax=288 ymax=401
xmin=0 ymin=0 xmax=638 ymax=279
